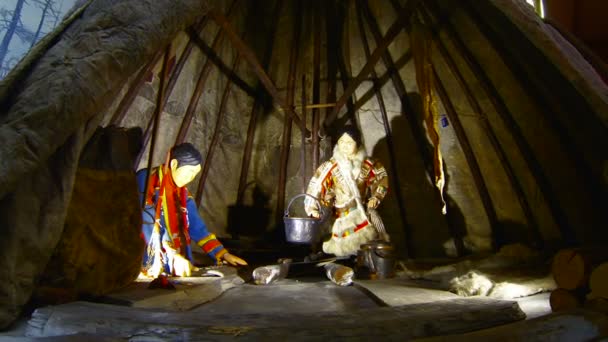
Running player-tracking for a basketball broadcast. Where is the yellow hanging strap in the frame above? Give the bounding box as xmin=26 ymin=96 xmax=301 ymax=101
xmin=411 ymin=18 xmax=447 ymax=214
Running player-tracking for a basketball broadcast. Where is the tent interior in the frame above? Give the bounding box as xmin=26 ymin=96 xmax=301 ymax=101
xmin=1 ymin=0 xmax=607 ymax=339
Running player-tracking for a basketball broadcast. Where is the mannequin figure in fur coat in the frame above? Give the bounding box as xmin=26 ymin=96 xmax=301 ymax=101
xmin=304 ymin=125 xmax=389 ymax=257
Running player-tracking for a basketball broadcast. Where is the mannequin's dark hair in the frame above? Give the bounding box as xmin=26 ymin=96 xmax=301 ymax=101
xmin=170 ymin=143 xmax=202 ymax=167
xmin=334 ymin=124 xmax=362 ymax=147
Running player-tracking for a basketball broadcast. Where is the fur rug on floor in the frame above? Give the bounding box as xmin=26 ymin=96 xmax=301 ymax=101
xmin=400 ymin=244 xmax=557 ymax=299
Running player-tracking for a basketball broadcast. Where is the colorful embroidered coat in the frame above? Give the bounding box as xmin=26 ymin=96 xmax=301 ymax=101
xmin=136 ymin=166 xmax=227 ymax=272
xmin=305 ymin=146 xmax=389 ymax=256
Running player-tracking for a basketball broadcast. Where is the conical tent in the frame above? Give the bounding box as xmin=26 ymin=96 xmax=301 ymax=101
xmin=0 ymin=0 xmax=607 ymax=329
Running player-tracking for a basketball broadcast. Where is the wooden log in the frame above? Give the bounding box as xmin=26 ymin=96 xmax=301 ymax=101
xmin=589 ymin=262 xmax=608 ymax=300
xmin=549 ymin=288 xmax=584 ymax=312
xmin=552 ymin=248 xmax=608 ymax=290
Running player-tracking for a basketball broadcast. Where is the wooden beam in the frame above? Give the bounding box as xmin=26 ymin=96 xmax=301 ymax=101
xmin=371 ymin=0 xmax=434 ymax=178
xmin=276 ymin=0 xmax=302 ymax=225
xmin=469 ymin=1 xmax=607 ymax=203
xmin=543 ymin=18 xmax=608 ymax=83
xmin=209 ymin=7 xmax=309 ymax=135
xmin=187 ymin=25 xmax=257 ymax=98
xmin=301 ymin=75 xmax=308 ymax=192
xmin=141 ymin=45 xmax=171 ymax=208
xmin=195 ymin=54 xmax=241 ymax=206
xmin=132 ymin=19 xmax=210 ymax=169
xmin=295 ymin=103 xmax=336 ymax=109
xmin=109 ymin=50 xmax=162 ymax=126
xmin=355 ymin=1 xmax=411 ymax=257
xmin=319 ymin=0 xmax=357 ymax=133
xmin=458 ymin=0 xmax=579 ymax=245
xmin=236 ymin=1 xmax=283 ymax=207
xmin=164 ymin=18 xmax=209 ymax=105
xmin=311 ymin=0 xmax=322 ymax=171
xmin=325 ymin=7 xmax=409 ymax=128
xmin=324 ymin=1 xmax=339 ymax=137
xmin=419 ymin=3 xmax=543 ymax=249
xmin=174 ymin=1 xmax=239 ymax=145
xmin=433 ymin=67 xmax=502 ymax=251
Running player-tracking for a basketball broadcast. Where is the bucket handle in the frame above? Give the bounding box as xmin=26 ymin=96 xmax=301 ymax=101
xmin=284 ymin=193 xmax=324 ymax=218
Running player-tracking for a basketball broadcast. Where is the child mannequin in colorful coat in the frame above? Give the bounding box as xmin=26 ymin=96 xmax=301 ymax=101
xmin=305 ymin=125 xmax=389 ymax=257
xmin=136 ymin=143 xmax=247 ymax=277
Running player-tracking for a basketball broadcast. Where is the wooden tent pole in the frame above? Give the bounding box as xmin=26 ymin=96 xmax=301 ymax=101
xmin=362 ymin=0 xmax=434 ymax=178
xmin=141 ymin=45 xmax=171 ymax=208
xmin=355 ymin=1 xmax=411 ymax=257
xmin=163 ymin=18 xmax=209 ymax=105
xmin=325 ymin=6 xmax=410 ymax=129
xmin=236 ymin=1 xmax=283 ymax=207
xmin=111 ymin=18 xmax=208 ymax=127
xmin=132 ymin=19 xmax=210 ymax=169
xmin=466 ymin=0 xmax=605 ymax=208
xmin=209 ymin=6 xmax=309 ymax=135
xmin=455 ymin=0 xmax=578 ymax=244
xmin=174 ymin=1 xmax=239 ymax=145
xmin=419 ymin=4 xmax=543 ymax=248
xmin=332 ymin=1 xmax=356 ymax=126
xmin=543 ymin=18 xmax=608 ymax=83
xmin=301 ymin=75 xmax=308 ymax=192
xmin=311 ymin=0 xmax=321 ymax=172
xmin=323 ymin=1 xmax=338 ymax=135
xmin=109 ymin=50 xmax=163 ymax=125
xmin=195 ymin=54 xmax=242 ymax=206
xmin=276 ymin=0 xmax=302 ymax=224
xmin=423 ymin=0 xmax=574 ymax=245
xmin=433 ymin=67 xmax=502 ymax=250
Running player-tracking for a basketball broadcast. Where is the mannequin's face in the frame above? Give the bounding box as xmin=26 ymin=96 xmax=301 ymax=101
xmin=170 ymin=159 xmax=201 ymax=187
xmin=337 ymin=134 xmax=357 ymax=157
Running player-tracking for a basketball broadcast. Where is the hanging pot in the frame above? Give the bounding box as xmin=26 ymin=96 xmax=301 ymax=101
xmin=283 ymin=194 xmax=326 ymax=244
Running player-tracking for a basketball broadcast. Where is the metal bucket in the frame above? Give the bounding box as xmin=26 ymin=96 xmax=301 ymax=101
xmin=284 ymin=194 xmax=325 ymax=244
xmin=356 ymin=240 xmax=396 ymax=279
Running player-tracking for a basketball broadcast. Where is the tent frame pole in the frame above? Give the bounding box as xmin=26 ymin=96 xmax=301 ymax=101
xmin=355 ymin=1 xmax=411 ymax=256
xmin=419 ymin=3 xmax=544 ymax=249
